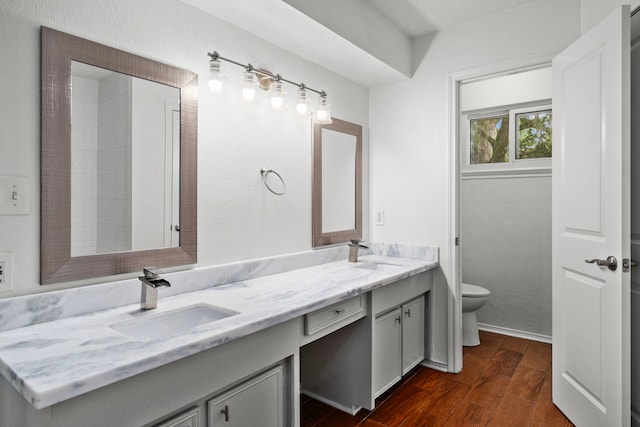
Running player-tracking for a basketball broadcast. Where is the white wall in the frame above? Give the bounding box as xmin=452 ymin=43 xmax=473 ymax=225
xmin=70 ymin=76 xmax=99 ymax=256
xmin=459 ymin=68 xmax=552 ymax=338
xmin=131 ymin=78 xmax=180 ymax=251
xmin=580 ymin=0 xmax=640 ymax=35
xmin=462 ymin=177 xmax=552 ymax=336
xmin=0 ymin=0 xmax=369 ymax=296
xmin=97 ymin=73 xmax=132 ymax=254
xmin=369 ymin=0 xmax=579 ymax=361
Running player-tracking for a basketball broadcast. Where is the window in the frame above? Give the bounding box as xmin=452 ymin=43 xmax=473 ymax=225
xmin=463 ymin=103 xmax=552 ymax=175
xmin=516 ymin=109 xmax=552 ymax=159
xmin=470 ymin=114 xmax=509 ymax=164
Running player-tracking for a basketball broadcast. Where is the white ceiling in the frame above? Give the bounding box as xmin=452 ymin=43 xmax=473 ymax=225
xmin=365 ymin=0 xmax=538 ymax=38
xmin=181 ymin=0 xmax=540 ymax=86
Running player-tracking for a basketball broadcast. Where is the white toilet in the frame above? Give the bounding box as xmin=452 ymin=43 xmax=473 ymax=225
xmin=462 ymin=283 xmax=491 ymax=346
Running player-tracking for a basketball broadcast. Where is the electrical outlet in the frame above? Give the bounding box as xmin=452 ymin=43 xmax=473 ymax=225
xmin=375 ymin=209 xmax=385 ymax=226
xmin=0 ymin=252 xmax=13 ymax=291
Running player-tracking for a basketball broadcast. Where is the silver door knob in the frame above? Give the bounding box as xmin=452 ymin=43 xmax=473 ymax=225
xmin=585 ymin=256 xmax=618 ymax=271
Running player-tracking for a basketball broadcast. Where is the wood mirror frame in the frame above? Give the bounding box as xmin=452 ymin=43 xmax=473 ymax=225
xmin=40 ymin=27 xmax=198 ymax=284
xmin=312 ymin=118 xmax=362 ymax=247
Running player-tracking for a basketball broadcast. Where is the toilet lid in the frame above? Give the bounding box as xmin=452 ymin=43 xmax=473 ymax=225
xmin=462 ymin=283 xmax=490 ymax=297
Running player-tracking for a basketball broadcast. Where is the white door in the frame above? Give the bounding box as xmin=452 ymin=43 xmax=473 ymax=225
xmin=552 ymin=5 xmax=630 ymax=427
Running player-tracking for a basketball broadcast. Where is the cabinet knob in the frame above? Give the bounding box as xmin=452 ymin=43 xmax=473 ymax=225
xmin=221 ymin=405 xmax=230 ymax=422
xmin=395 ymin=315 xmax=402 ymax=324
xmin=405 ymin=309 xmax=411 ymax=318
xmin=335 ymin=309 xmax=345 ymax=315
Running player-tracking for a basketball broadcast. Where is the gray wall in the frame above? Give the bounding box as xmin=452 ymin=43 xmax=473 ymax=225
xmin=461 ymin=175 xmax=552 ymax=338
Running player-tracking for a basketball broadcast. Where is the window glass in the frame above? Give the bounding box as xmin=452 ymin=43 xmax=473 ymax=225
xmin=470 ymin=115 xmax=510 ymax=164
xmin=516 ymin=110 xmax=552 ymax=159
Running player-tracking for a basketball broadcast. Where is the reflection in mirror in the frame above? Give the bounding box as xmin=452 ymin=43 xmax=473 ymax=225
xmin=70 ymin=62 xmax=181 ymax=256
xmin=321 ymin=128 xmax=356 ymax=232
xmin=312 ymin=118 xmax=362 ymax=247
xmin=41 ymin=27 xmax=197 ymax=284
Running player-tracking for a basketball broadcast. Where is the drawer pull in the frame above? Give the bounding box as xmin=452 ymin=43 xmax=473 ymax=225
xmin=221 ymin=405 xmax=230 ymax=422
xmin=395 ymin=315 xmax=402 ymax=324
xmin=335 ymin=309 xmax=345 ymax=315
xmin=405 ymin=308 xmax=411 ymax=318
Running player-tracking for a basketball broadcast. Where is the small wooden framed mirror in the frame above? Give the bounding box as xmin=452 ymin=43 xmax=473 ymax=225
xmin=312 ymin=118 xmax=362 ymax=247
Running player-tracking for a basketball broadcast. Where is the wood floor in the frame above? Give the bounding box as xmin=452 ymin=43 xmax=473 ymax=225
xmin=301 ymin=330 xmax=573 ymax=427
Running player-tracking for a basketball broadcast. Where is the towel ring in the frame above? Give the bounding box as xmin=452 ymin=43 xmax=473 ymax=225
xmin=260 ymin=168 xmax=286 ymax=196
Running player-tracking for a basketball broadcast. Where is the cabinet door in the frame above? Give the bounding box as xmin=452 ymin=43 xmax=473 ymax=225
xmin=373 ymin=308 xmax=402 ymax=397
xmin=402 ymin=296 xmax=425 ymax=375
xmin=154 ymin=407 xmax=201 ymax=427
xmin=208 ymin=366 xmax=283 ymax=427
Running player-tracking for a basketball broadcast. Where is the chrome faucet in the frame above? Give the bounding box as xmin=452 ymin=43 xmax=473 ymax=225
xmin=139 ymin=267 xmax=171 ymax=310
xmin=348 ymin=239 xmax=368 ymax=263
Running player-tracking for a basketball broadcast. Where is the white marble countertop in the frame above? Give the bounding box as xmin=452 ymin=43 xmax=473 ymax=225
xmin=0 ymin=254 xmax=437 ymax=409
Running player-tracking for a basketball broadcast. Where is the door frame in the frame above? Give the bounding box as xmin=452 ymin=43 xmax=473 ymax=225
xmin=447 ymin=50 xmax=560 ymax=371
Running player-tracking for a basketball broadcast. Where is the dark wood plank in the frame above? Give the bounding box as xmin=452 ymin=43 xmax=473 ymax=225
xmin=506 ymin=366 xmax=547 ymax=402
xmin=443 ymin=401 xmax=492 ymax=427
xmin=464 ymin=374 xmax=512 ymax=410
xmin=486 ymin=394 xmax=536 ymax=427
xmin=311 ymin=407 xmax=370 ymax=427
xmin=300 ymin=397 xmax=335 ymax=427
xmin=368 ymin=384 xmax=433 ymax=426
xmin=485 ymin=348 xmax=523 ymax=377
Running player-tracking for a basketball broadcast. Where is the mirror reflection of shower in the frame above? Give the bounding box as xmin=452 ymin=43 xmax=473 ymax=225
xmin=70 ymin=62 xmax=180 ymax=256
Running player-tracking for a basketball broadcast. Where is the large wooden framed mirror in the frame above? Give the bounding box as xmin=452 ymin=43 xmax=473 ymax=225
xmin=41 ymin=27 xmax=198 ymax=284
xmin=312 ymin=118 xmax=362 ymax=247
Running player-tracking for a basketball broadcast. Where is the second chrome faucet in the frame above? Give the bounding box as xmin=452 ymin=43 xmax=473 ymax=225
xmin=348 ymin=239 xmax=368 ymax=263
xmin=139 ymin=267 xmax=171 ymax=310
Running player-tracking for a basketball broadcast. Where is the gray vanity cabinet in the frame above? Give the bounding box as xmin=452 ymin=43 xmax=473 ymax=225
xmin=372 ymin=273 xmax=431 ymax=398
xmin=208 ymin=366 xmax=283 ymax=427
xmin=402 ymin=296 xmax=425 ymax=375
xmin=372 ymin=297 xmax=425 ymax=397
xmin=154 ymin=407 xmax=201 ymax=427
xmin=373 ymin=307 xmax=403 ymax=396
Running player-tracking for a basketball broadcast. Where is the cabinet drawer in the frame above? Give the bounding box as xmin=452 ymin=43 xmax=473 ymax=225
xmin=305 ymin=295 xmax=364 ymax=336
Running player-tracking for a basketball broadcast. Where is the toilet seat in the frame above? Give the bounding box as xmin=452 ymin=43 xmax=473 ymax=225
xmin=462 ymin=283 xmax=490 ymax=298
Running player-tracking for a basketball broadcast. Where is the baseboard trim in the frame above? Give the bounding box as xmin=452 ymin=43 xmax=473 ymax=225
xmin=478 ymin=323 xmax=552 ymax=344
xmin=420 ymin=360 xmax=449 ymax=373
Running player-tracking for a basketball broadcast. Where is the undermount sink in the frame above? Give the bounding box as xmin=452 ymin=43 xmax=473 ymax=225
xmin=109 ymin=304 xmax=239 ymax=341
xmin=350 ymin=260 xmax=404 ymax=271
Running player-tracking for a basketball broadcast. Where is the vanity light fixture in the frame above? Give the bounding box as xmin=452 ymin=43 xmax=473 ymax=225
xmin=315 ymin=92 xmax=332 ymax=124
xmin=241 ymin=65 xmax=258 ymax=102
xmin=208 ymin=54 xmax=225 ymax=93
xmin=270 ymin=78 xmax=285 ymax=110
xmin=295 ymin=85 xmax=309 ymax=116
xmin=207 ymin=51 xmax=331 ymax=123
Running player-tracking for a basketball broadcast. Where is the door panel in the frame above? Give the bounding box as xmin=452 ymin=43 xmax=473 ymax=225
xmin=552 ymin=5 xmax=630 ymax=427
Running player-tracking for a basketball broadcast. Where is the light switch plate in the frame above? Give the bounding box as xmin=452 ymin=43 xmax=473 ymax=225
xmin=375 ymin=209 xmax=385 ymax=226
xmin=0 ymin=252 xmax=13 ymax=292
xmin=0 ymin=176 xmax=30 ymax=215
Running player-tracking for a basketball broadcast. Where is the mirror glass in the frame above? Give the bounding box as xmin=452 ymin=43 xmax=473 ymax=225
xmin=321 ymin=128 xmax=356 ymax=232
xmin=41 ymin=27 xmax=197 ymax=284
xmin=70 ymin=62 xmax=181 ymax=256
xmin=312 ymin=118 xmax=362 ymax=247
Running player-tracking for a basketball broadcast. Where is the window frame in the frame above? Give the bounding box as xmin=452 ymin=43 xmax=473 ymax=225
xmin=461 ymin=101 xmax=552 ymax=178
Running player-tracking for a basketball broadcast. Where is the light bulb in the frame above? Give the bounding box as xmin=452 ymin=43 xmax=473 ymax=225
xmin=314 ymin=94 xmax=332 ymax=124
xmin=270 ymin=81 xmax=285 ymax=110
xmin=316 ymin=109 xmax=328 ymax=121
xmin=241 ymin=70 xmax=257 ymax=102
xmin=208 ymin=57 xmax=225 ymax=93
xmin=295 ymin=88 xmax=309 ymax=115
